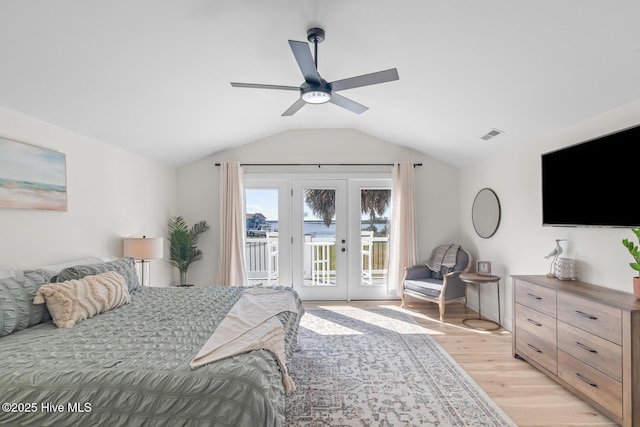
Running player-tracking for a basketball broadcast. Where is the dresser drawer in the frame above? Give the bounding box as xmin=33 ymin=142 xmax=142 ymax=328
xmin=558 ymin=351 xmax=622 ymax=419
xmin=515 ymin=303 xmax=556 ymax=345
xmin=516 ymin=328 xmax=557 ymax=375
xmin=557 ymin=293 xmax=622 ymax=345
xmin=514 ymin=279 xmax=557 ymax=317
xmin=557 ymin=321 xmax=622 ymax=382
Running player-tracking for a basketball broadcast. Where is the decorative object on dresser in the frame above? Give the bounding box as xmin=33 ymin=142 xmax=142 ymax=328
xmin=512 ymin=275 xmax=640 ymax=426
xmin=621 ymin=227 xmax=640 ymax=299
xmin=544 ymin=238 xmax=567 ymax=277
xmin=167 ymin=216 xmax=209 ymax=286
xmin=123 ymin=236 xmax=164 ymax=287
xmin=553 ymin=257 xmax=576 ymax=280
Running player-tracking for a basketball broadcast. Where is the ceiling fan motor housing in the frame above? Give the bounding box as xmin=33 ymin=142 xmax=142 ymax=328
xmin=307 ymin=27 xmax=325 ymax=44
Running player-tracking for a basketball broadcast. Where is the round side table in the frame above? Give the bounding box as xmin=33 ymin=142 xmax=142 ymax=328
xmin=460 ymin=272 xmax=501 ymax=331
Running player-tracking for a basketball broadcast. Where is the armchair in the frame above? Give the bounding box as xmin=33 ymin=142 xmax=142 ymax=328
xmin=401 ymin=245 xmax=472 ymax=321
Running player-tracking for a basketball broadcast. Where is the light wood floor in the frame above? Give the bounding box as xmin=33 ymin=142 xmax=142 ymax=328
xmin=303 ymin=299 xmax=618 ymax=427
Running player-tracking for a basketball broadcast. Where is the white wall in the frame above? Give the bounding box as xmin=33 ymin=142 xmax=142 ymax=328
xmin=176 ymin=128 xmax=461 ymax=287
xmin=460 ymin=97 xmax=640 ymax=330
xmin=0 ymin=107 xmax=177 ymax=286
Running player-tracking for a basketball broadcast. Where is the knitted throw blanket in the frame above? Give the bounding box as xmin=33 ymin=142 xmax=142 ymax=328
xmin=190 ymin=287 xmax=299 ymax=391
xmin=425 ymin=244 xmax=460 ymax=274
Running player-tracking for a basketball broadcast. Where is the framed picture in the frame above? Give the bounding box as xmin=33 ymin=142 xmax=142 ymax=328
xmin=0 ymin=136 xmax=67 ymax=211
xmin=476 ymin=261 xmax=492 ymax=276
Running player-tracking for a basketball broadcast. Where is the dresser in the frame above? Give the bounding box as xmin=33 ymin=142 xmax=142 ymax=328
xmin=512 ymin=275 xmax=640 ymax=426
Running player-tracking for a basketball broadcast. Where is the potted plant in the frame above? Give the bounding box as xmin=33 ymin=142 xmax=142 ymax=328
xmin=168 ymin=216 xmax=209 ymax=286
xmin=622 ymin=227 xmax=640 ymax=299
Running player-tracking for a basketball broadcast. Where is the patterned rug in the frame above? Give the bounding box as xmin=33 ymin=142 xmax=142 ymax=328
xmin=285 ymin=306 xmax=516 ymax=426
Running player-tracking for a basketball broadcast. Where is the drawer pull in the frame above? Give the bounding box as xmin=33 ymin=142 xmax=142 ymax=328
xmin=527 ymin=343 xmax=542 ymax=353
xmin=574 ymin=342 xmax=597 ymax=353
xmin=575 ymin=373 xmax=597 ymax=388
xmin=526 ymin=318 xmax=542 ymax=327
xmin=574 ymin=310 xmax=597 ymax=320
xmin=526 ymin=293 xmax=542 ymax=300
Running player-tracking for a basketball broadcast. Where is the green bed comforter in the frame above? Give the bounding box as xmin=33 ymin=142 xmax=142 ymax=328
xmin=0 ymin=286 xmax=303 ymax=427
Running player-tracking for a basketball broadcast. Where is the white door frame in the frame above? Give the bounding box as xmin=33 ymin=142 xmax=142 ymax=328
xmin=243 ymin=172 xmax=395 ymax=301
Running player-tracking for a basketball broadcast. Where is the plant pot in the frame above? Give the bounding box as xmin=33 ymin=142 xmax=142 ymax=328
xmin=634 ymin=277 xmax=640 ymax=300
xmin=180 ymin=271 xmax=188 ymax=287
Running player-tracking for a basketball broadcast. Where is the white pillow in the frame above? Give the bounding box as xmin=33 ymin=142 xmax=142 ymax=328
xmin=33 ymin=257 xmax=106 ymax=277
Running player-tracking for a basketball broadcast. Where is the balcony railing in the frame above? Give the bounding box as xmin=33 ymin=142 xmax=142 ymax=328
xmin=245 ymin=236 xmax=389 ymax=285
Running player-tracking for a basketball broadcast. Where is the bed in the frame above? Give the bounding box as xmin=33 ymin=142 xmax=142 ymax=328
xmin=0 ymin=258 xmax=304 ymax=427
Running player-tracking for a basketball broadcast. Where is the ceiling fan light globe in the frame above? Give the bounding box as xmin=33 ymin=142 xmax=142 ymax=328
xmin=302 ymin=90 xmax=331 ymax=104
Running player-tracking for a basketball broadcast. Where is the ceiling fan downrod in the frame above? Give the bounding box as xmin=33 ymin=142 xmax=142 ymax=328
xmin=307 ymin=27 xmax=325 ymax=70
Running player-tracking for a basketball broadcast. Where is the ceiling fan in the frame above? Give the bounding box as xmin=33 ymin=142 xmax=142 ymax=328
xmin=230 ymin=27 xmax=399 ymax=116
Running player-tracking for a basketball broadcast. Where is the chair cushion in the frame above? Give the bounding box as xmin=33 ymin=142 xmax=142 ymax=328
xmin=450 ymin=248 xmax=469 ymax=273
xmin=404 ymin=279 xmax=443 ymax=298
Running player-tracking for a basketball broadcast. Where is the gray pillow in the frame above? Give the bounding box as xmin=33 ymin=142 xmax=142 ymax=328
xmin=0 ymin=282 xmax=17 ymax=337
xmin=0 ymin=274 xmax=51 ymax=337
xmin=56 ymin=257 xmax=140 ymax=292
xmin=26 ymin=256 xmax=106 ymax=280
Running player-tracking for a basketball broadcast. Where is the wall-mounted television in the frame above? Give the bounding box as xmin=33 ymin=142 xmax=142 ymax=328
xmin=542 ymin=123 xmax=640 ymax=227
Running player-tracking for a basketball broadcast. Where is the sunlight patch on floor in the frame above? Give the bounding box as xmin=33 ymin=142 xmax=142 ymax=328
xmin=316 ymin=305 xmax=444 ymax=335
xmin=387 ymin=304 xmax=498 ymax=335
xmin=299 ymin=312 xmax=364 ymax=335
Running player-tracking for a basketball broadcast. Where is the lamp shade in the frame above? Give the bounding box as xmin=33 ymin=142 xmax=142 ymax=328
xmin=123 ymin=237 xmax=164 ymax=260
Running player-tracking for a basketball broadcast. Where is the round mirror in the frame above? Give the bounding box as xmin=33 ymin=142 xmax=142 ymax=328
xmin=472 ymin=188 xmax=501 ymax=238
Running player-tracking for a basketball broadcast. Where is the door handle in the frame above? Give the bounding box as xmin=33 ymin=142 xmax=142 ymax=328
xmin=341 ymin=248 xmax=346 ymax=252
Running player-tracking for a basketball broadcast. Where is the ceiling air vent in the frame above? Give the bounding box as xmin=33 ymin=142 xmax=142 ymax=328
xmin=481 ymin=129 xmax=504 ymax=140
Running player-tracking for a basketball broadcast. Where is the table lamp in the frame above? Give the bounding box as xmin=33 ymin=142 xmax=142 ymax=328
xmin=123 ymin=236 xmax=164 ymax=286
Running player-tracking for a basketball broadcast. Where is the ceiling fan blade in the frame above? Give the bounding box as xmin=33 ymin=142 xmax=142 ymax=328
xmin=329 ymin=93 xmax=368 ymax=114
xmin=288 ymin=40 xmax=321 ymax=85
xmin=282 ymin=98 xmax=307 ymax=116
xmin=330 ymin=68 xmax=399 ymax=92
xmin=230 ymin=82 xmax=300 ymax=91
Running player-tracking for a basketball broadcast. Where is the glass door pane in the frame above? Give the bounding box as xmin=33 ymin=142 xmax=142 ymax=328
xmin=360 ymin=189 xmax=390 ymax=286
xmin=348 ymin=180 xmax=393 ymax=300
xmin=243 ymin=182 xmax=291 ymax=287
xmin=292 ymin=180 xmax=348 ymax=300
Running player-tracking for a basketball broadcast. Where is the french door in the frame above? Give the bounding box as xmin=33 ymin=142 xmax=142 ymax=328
xmin=292 ymin=180 xmax=348 ymax=300
xmin=244 ymin=176 xmax=392 ymax=301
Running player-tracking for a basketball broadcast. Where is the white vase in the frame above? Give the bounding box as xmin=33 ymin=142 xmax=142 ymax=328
xmin=554 ymin=257 xmax=576 ymax=280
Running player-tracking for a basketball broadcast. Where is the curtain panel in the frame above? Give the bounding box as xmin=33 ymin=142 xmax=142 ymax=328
xmin=215 ymin=161 xmax=248 ymax=286
xmin=387 ymin=161 xmax=418 ymax=295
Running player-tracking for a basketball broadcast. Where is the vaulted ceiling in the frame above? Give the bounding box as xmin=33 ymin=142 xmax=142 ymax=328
xmin=1 ymin=1 xmax=639 ymax=167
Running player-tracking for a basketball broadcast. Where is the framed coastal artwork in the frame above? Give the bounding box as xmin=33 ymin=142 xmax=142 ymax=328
xmin=0 ymin=136 xmax=67 ymax=211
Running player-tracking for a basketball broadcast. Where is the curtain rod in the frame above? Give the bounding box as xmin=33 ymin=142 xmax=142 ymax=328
xmin=214 ymin=162 xmax=422 ymax=167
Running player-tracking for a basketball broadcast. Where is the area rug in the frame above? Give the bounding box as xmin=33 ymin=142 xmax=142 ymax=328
xmin=285 ymin=306 xmax=515 ymax=426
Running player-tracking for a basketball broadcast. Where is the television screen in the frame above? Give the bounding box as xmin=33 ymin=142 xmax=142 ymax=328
xmin=542 ymin=123 xmax=640 ymax=227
